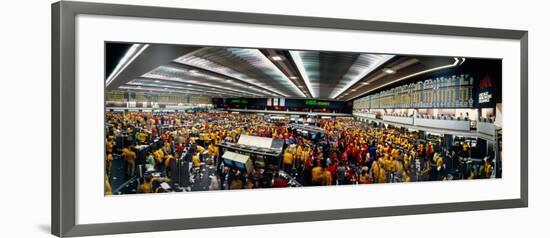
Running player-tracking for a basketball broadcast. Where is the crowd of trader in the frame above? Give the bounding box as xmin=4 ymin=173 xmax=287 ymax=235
xmin=104 ymin=111 xmax=499 ymax=195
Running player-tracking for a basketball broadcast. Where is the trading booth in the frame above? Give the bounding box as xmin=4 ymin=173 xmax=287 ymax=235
xmin=220 ymin=135 xmax=284 ymax=171
xmin=221 ymin=151 xmax=253 ymax=173
xmin=289 ymin=123 xmax=326 ymax=140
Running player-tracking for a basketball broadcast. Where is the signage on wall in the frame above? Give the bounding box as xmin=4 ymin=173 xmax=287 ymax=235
xmin=477 ymin=73 xmax=496 ymax=107
xmin=230 ymin=99 xmax=248 ymax=104
xmin=478 ymin=92 xmax=493 ymax=103
xmin=305 ymin=100 xmax=330 ymax=107
xmin=353 ymin=74 xmax=475 ymax=109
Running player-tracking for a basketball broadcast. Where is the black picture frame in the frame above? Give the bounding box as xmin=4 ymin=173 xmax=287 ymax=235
xmin=52 ymin=1 xmax=528 ymax=237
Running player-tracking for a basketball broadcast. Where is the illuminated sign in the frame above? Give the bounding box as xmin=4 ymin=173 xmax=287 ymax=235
xmin=230 ymin=99 xmax=248 ymax=104
xmin=305 ymin=100 xmax=330 ymax=106
xmin=478 ymin=91 xmax=493 ymax=103
xmin=477 ymin=73 xmax=495 ymax=107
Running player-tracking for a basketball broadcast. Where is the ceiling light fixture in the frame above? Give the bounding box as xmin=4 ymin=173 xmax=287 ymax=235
xmin=119 ymin=86 xmax=243 ymax=97
xmin=383 ymin=68 xmax=396 ymax=74
xmin=329 ymin=54 xmax=394 ymax=99
xmin=270 ymin=55 xmax=284 ymax=61
xmin=361 ymin=82 xmax=370 ymax=85
xmin=106 ymin=44 xmax=149 ymax=86
xmin=174 ymin=50 xmax=289 ymax=97
xmin=289 ymin=51 xmax=317 ymax=98
xmin=142 ymin=66 xmax=266 ymax=97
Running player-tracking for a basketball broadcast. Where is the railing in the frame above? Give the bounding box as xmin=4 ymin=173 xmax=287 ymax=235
xmin=353 ymin=113 xmax=475 ymax=132
xmin=477 ymin=120 xmax=496 ymax=136
xmin=414 ymin=116 xmax=470 ymax=131
xmin=352 ymin=112 xmax=377 ymax=119
xmin=382 ymin=115 xmax=414 ymax=125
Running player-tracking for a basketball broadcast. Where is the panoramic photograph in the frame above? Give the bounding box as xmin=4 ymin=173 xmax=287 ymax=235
xmin=104 ymin=43 xmax=502 ymax=195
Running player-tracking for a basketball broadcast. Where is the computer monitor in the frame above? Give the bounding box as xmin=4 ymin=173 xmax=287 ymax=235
xmin=223 ymin=159 xmax=233 ymax=166
xmin=234 ymin=161 xmax=245 ymax=170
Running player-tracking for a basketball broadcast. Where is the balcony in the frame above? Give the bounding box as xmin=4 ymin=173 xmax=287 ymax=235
xmin=414 ymin=115 xmax=470 ymax=131
xmin=382 ymin=114 xmax=414 ymax=125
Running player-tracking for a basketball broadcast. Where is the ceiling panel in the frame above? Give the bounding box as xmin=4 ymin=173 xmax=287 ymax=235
xmin=107 ymin=44 xmax=460 ymax=102
xmin=174 ymin=47 xmax=305 ymax=98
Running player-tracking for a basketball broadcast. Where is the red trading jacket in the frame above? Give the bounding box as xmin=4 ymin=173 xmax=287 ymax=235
xmin=327 ymin=163 xmax=338 ymax=177
xmin=340 ymin=152 xmax=348 ymax=162
xmin=273 ymin=178 xmax=288 ymax=188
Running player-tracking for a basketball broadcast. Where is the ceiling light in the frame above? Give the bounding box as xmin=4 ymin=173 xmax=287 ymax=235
xmin=270 ymin=55 xmax=283 ymax=61
xmin=289 ymin=76 xmax=298 ymax=79
xmin=189 ymin=69 xmax=199 ymax=74
xmin=154 ymin=80 xmax=160 ymax=83
xmin=361 ymin=82 xmax=370 ymax=85
xmin=175 ymin=49 xmax=297 ymax=97
xmin=142 ymin=66 xmax=266 ymax=97
xmin=105 ymin=44 xmax=149 ymax=86
xmin=383 ymin=68 xmax=396 ymax=74
xmin=225 ymin=79 xmax=232 ymax=82
xmin=289 ymin=51 xmax=317 ymax=98
xmin=329 ymin=54 xmax=394 ymax=99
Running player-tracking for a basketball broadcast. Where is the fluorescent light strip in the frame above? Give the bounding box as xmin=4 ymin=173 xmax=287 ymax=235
xmin=228 ymin=49 xmax=305 ymax=98
xmin=126 ymin=82 xmax=240 ymax=96
xmin=330 ymin=54 xmax=394 ymax=99
xmin=240 ymin=49 xmax=306 ymax=98
xmin=289 ymin=51 xmax=317 ymax=98
xmin=106 ymin=44 xmax=149 ymax=86
xmin=347 ymin=57 xmax=461 ymax=100
xmin=174 ymin=51 xmax=285 ymax=97
xmin=142 ymin=66 xmax=265 ymax=97
xmin=120 ymin=86 xmax=239 ymax=97
xmin=156 ymin=76 xmax=261 ymax=97
xmin=178 ymin=61 xmax=279 ymax=97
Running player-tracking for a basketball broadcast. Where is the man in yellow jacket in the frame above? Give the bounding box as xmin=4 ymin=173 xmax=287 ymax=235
xmin=192 ymin=154 xmax=201 ymax=168
xmin=311 ymin=165 xmax=324 ymax=186
xmin=282 ymin=149 xmax=294 ymax=173
xmin=105 ymin=175 xmax=112 ymax=195
xmin=122 ymin=145 xmax=136 ymax=177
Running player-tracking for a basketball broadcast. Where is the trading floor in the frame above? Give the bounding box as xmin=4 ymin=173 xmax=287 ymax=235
xmin=105 ymin=111 xmax=500 ymax=195
xmin=104 ymin=43 xmax=502 ymax=195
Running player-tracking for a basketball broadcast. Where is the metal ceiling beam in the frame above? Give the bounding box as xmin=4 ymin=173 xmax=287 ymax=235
xmin=166 ymin=62 xmax=276 ymax=97
xmin=262 ymin=49 xmax=312 ymax=98
xmin=119 ymin=85 xmax=240 ymax=98
xmin=136 ymin=76 xmax=260 ymax=98
xmin=173 ymin=48 xmax=288 ymax=98
xmin=106 ymin=44 xmax=200 ymax=90
xmin=127 ymin=79 xmax=255 ymax=97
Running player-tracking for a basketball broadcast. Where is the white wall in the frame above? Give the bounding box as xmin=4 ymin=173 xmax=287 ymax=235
xmin=0 ymin=0 xmax=546 ymax=237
